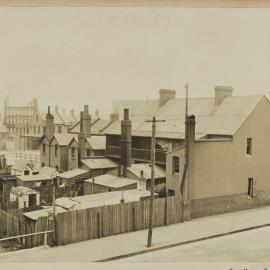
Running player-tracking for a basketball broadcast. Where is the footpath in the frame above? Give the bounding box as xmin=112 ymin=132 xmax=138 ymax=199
xmin=1 ymin=205 xmax=270 ymax=262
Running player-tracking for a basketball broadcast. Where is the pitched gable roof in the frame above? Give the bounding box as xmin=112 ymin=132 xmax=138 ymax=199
xmin=107 ymin=95 xmax=264 ymax=138
xmin=51 ymin=133 xmax=77 ymax=146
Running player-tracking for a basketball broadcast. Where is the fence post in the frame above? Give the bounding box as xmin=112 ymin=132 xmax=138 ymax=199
xmin=97 ymin=213 xmax=100 ymax=238
xmin=132 ymin=205 xmax=136 ymax=231
xmin=164 ymin=192 xmax=168 ymax=226
xmin=43 ymin=231 xmax=48 ymax=248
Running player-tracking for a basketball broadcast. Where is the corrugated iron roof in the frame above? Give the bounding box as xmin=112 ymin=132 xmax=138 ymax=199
xmin=10 ymin=186 xmax=38 ymax=196
xmin=107 ymin=95 xmax=264 ymax=138
xmin=17 ymin=174 xmax=52 ymax=182
xmin=58 ymin=168 xmax=89 ymax=179
xmin=39 ymin=166 xmax=57 ymax=177
xmin=81 ymin=158 xmax=118 ymax=170
xmin=85 ymin=174 xmax=138 ymax=188
xmin=23 ymin=206 xmax=66 ymax=220
xmin=23 ymin=190 xmax=152 ymax=220
xmin=127 ymin=163 xmax=166 ymax=180
xmin=86 ymin=136 xmax=106 ymax=150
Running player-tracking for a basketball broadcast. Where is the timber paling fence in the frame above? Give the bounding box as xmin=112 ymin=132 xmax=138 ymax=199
xmin=0 ymin=195 xmax=182 ymax=248
xmin=55 ymin=195 xmax=182 ymax=245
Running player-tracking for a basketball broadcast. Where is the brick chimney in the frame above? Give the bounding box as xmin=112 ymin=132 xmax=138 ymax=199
xmin=78 ymin=111 xmax=86 ymax=164
xmin=45 ymin=106 xmax=54 ymax=141
xmin=159 ymin=89 xmax=176 ymax=107
xmin=182 ymin=114 xmax=196 ymax=221
xmin=121 ymin=108 xmax=132 ymax=176
xmin=214 ymin=86 xmax=233 ymax=105
xmin=81 ymin=105 xmax=91 ymax=138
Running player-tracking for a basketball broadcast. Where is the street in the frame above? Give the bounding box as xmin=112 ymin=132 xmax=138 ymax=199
xmin=119 ymin=226 xmax=270 ymax=262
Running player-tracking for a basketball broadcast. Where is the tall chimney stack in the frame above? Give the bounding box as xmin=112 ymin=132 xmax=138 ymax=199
xmin=81 ymin=105 xmax=91 ymax=137
xmin=214 ymin=86 xmax=233 ymax=105
xmin=78 ymin=111 xmax=86 ymax=164
xmin=121 ymin=108 xmax=132 ymax=176
xmin=45 ymin=106 xmax=54 ymax=141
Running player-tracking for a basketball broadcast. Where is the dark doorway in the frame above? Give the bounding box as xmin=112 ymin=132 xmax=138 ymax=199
xmin=29 ymin=194 xmax=37 ymax=207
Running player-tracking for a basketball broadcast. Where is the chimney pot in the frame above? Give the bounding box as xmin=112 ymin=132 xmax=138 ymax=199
xmin=84 ymin=105 xmax=88 ymax=113
xmin=123 ymin=108 xmax=129 ymax=120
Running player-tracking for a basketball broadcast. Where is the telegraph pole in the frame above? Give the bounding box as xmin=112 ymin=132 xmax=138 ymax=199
xmin=146 ymin=116 xmax=165 ymax=248
xmin=185 ymin=82 xmax=189 ymax=165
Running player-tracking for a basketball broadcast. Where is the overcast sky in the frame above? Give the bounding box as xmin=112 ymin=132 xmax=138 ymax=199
xmin=0 ymin=8 xmax=270 ymax=117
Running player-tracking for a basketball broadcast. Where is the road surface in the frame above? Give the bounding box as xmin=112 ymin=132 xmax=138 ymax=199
xmin=118 ymin=226 xmax=270 ymax=262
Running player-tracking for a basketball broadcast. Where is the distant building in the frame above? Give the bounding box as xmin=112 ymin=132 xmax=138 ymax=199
xmin=3 ymin=96 xmax=38 ymax=135
xmin=15 ymin=105 xmax=78 ymax=151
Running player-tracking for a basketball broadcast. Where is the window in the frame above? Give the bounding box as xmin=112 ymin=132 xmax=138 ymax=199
xmin=248 ymin=177 xmax=256 ymax=197
xmin=41 ymin=162 xmax=45 ymax=167
xmin=168 ymin=189 xmax=175 ymax=196
xmin=55 ymin=145 xmax=59 ymax=156
xmin=38 ymin=126 xmax=40 ymax=134
xmin=58 ymin=126 xmax=62 ymax=133
xmin=86 ymin=148 xmax=91 ymax=157
xmin=42 ymin=144 xmax=46 ymax=154
xmin=172 ymin=156 xmax=180 ymax=174
xmin=246 ymin=138 xmax=252 ymax=155
xmin=33 ymin=126 xmax=36 ymax=133
xmin=43 ymin=127 xmax=46 ymax=134
xmin=55 ymin=165 xmax=59 ymax=170
xmin=24 ymin=170 xmax=30 ymax=175
xmin=71 ymin=147 xmax=76 ymax=158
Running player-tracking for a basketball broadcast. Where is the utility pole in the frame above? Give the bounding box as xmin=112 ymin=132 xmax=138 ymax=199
xmin=146 ymin=116 xmax=165 ymax=248
xmin=52 ymin=177 xmax=57 ymax=245
xmin=52 ymin=177 xmax=56 ymax=216
xmin=185 ymin=82 xmax=189 ymax=166
xmin=181 ymin=83 xmax=190 ymax=221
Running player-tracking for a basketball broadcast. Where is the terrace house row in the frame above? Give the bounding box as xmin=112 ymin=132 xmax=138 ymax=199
xmin=40 ymin=105 xmax=119 ymax=172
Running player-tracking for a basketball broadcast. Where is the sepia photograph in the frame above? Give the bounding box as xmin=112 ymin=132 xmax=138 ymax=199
xmin=0 ymin=1 xmax=270 ymax=269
